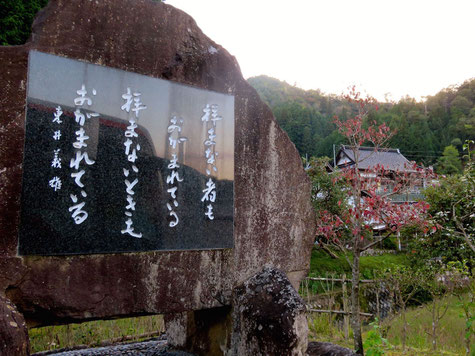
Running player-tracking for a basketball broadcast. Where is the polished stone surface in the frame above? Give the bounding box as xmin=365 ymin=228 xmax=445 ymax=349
xmin=19 ymin=51 xmax=234 ymax=255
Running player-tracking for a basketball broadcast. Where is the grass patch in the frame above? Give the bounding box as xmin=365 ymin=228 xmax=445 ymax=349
xmin=381 ymin=293 xmax=472 ymax=355
xmin=306 ymin=248 xmax=471 ymax=355
xmin=29 ymin=315 xmax=164 ymax=353
xmin=304 ymin=248 xmax=410 ymax=300
xmin=307 ymin=306 xmax=465 ymax=356
xmin=307 ymin=313 xmax=353 ymax=349
xmin=309 ymin=248 xmax=410 ymax=279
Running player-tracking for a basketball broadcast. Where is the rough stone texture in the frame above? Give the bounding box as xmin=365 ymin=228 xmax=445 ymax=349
xmin=164 ymin=307 xmax=231 ymax=356
xmin=0 ymin=295 xmax=30 ymax=356
xmin=6 ymin=251 xmax=233 ymax=327
xmin=33 ymin=339 xmax=358 ymax=356
xmin=230 ymin=267 xmax=308 ymax=356
xmin=0 ymin=0 xmax=314 ymax=338
xmin=32 ymin=336 xmax=191 ymax=355
xmin=306 ymin=342 xmax=357 ymax=356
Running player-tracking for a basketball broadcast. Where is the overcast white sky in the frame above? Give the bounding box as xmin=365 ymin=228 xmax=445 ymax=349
xmin=167 ymin=0 xmax=475 ymax=102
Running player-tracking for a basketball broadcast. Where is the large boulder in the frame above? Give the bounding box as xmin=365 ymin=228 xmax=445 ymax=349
xmin=231 ymin=267 xmax=308 ymax=356
xmin=307 ymin=342 xmax=358 ymax=356
xmin=0 ymin=0 xmax=314 ymax=353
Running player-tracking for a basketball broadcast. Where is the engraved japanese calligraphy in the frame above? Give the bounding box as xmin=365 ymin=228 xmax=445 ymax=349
xmin=18 ymin=51 xmax=234 ymax=255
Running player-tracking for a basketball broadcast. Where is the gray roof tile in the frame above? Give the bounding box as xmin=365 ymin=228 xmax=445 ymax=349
xmin=338 ymin=145 xmax=413 ymax=171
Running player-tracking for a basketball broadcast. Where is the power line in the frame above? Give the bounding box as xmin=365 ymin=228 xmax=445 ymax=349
xmin=399 ymin=150 xmax=444 ymax=154
xmin=403 ymin=152 xmax=442 ymax=156
xmin=403 ymin=153 xmax=441 ymax=157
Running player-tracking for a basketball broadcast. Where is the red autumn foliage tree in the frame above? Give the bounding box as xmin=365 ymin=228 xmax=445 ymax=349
xmin=315 ymin=86 xmax=435 ymax=355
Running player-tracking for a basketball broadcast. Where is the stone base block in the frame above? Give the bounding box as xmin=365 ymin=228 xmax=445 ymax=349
xmin=165 ymin=306 xmax=232 ymax=356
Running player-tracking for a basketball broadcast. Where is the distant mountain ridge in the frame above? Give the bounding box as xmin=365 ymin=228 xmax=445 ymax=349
xmin=248 ymin=75 xmax=343 ymax=115
xmin=248 ymin=75 xmax=475 ymax=168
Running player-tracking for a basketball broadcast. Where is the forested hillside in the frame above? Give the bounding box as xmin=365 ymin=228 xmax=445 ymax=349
xmin=0 ymin=0 xmax=49 ymax=45
xmin=248 ymin=76 xmax=475 ymax=171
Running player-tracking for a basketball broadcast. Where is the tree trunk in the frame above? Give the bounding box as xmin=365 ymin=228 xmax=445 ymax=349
xmin=402 ymin=304 xmax=407 ymax=351
xmin=342 ymin=274 xmax=350 ymax=340
xmin=431 ymin=300 xmax=437 ymax=351
xmin=351 ymin=250 xmax=364 ymax=355
xmin=376 ymin=286 xmax=380 ymax=327
xmin=465 ymin=322 xmax=471 ymax=355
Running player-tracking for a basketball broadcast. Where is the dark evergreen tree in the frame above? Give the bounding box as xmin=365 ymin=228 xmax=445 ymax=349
xmin=436 ymin=145 xmax=463 ymax=175
xmin=249 ymin=75 xmax=475 ymax=165
xmin=0 ymin=0 xmax=49 ymax=46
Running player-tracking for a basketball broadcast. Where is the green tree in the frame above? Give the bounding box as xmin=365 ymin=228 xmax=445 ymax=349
xmin=315 ymin=88 xmax=433 ymax=355
xmin=380 ymin=266 xmax=429 ymax=351
xmin=305 ymin=155 xmax=350 ymax=268
xmin=456 ymin=116 xmax=475 ymax=142
xmin=451 ymin=138 xmax=463 ymax=150
xmin=436 ymin=145 xmax=462 ymax=175
xmin=421 ymin=158 xmax=475 ymax=267
xmin=249 ymin=76 xmax=475 ymax=166
xmin=306 ymin=156 xmax=347 ymax=218
xmin=0 ymin=0 xmax=49 ymax=46
xmin=451 ymin=95 xmax=473 ymax=119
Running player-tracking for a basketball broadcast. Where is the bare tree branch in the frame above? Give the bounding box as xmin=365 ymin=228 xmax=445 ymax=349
xmin=320 ymin=242 xmax=340 ymax=259
xmin=333 ymin=240 xmax=352 ymax=268
xmin=439 ymin=302 xmax=450 ymax=322
xmin=453 ymin=204 xmax=475 ymax=253
xmin=361 ymin=231 xmax=392 ymax=252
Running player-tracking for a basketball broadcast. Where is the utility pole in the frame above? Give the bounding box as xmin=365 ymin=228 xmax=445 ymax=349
xmin=333 ymin=144 xmax=336 ymax=167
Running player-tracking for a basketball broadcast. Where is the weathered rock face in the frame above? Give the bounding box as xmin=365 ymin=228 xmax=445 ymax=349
xmin=307 ymin=341 xmax=358 ymax=356
xmin=0 ymin=0 xmax=314 ymax=331
xmin=231 ymin=268 xmax=308 ymax=356
xmin=0 ymin=295 xmax=29 ymax=356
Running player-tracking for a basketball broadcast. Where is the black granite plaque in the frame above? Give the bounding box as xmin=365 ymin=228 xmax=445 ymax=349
xmin=18 ymin=51 xmax=234 ymax=255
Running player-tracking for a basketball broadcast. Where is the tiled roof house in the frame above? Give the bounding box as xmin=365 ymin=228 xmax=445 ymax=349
xmin=335 ymin=145 xmax=414 ymax=172
xmin=334 ymin=145 xmax=426 ymax=203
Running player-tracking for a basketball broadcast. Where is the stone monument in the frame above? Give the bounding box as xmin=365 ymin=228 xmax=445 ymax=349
xmin=0 ymin=0 xmax=315 ymax=354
